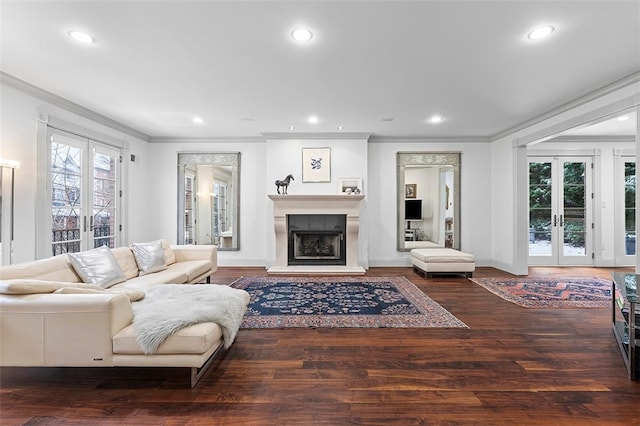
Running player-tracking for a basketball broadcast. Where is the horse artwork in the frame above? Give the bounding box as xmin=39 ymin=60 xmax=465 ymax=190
xmin=275 ymin=174 xmax=294 ymax=194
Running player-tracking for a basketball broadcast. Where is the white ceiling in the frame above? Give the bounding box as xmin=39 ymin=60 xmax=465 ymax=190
xmin=1 ymin=0 xmax=639 ymax=140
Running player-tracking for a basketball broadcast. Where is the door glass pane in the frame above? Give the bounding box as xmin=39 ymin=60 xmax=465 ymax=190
xmin=93 ymin=151 xmax=117 ymax=248
xmin=51 ymin=141 xmax=82 ymax=255
xmin=625 ymin=161 xmax=636 ymax=255
xmin=529 ymin=162 xmax=552 ymax=255
xmin=563 ymin=162 xmax=586 ymax=256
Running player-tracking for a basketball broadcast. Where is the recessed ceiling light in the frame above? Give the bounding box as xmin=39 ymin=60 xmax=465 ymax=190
xmin=617 ymin=115 xmax=630 ymax=122
xmin=307 ymin=115 xmax=319 ymax=124
xmin=337 ymin=126 xmax=344 ymax=130
xmin=288 ymin=125 xmax=296 ymax=130
xmin=527 ymin=26 xmax=555 ymax=40
xmin=427 ymin=115 xmax=444 ymax=124
xmin=291 ymin=28 xmax=313 ymax=42
xmin=68 ymin=30 xmax=94 ymax=44
xmin=192 ymin=116 xmax=204 ymax=124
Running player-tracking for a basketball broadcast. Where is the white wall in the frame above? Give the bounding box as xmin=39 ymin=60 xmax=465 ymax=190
xmin=367 ymin=141 xmax=493 ymax=266
xmin=147 ymin=140 xmax=267 ymax=266
xmin=264 ymin=136 xmax=370 ymax=268
xmin=490 ymin=83 xmax=640 ymax=274
xmin=0 ymin=81 xmax=152 ymax=263
xmin=5 ymin=77 xmax=638 ymax=272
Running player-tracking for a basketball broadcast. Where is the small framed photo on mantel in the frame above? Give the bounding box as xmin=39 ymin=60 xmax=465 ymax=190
xmin=338 ymin=177 xmax=362 ymax=195
xmin=302 ymin=147 xmax=331 ymax=182
xmin=405 ymin=183 xmax=417 ymax=199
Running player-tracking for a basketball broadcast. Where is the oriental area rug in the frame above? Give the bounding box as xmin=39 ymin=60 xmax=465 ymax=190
xmin=230 ymin=276 xmax=467 ymax=329
xmin=469 ymin=277 xmax=613 ymax=308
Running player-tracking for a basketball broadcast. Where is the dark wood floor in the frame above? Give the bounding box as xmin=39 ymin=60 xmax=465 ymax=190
xmin=2 ymin=266 xmax=640 ymax=425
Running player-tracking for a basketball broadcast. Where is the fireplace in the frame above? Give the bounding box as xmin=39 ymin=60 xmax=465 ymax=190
xmin=268 ymin=194 xmax=365 ymax=274
xmin=288 ymin=215 xmax=346 ymax=266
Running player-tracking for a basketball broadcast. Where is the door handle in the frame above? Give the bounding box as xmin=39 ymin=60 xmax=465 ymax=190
xmin=90 ymin=216 xmax=94 ymax=232
xmin=559 ymin=215 xmax=564 ymax=227
xmin=553 ymin=214 xmax=557 ymax=227
xmin=83 ymin=216 xmax=87 ymax=232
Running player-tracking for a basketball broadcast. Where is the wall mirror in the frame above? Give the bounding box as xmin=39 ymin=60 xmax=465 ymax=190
xmin=177 ymin=152 xmax=240 ymax=250
xmin=397 ymin=152 xmax=461 ymax=252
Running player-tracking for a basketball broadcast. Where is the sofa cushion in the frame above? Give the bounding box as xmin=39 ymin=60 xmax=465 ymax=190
xmin=111 ymin=269 xmax=189 ymax=292
xmin=111 ymin=247 xmax=139 ymax=280
xmin=68 ymin=246 xmax=127 ymax=288
xmin=410 ymin=248 xmax=475 ymax=263
xmin=0 ymin=280 xmax=104 ymax=294
xmin=132 ymin=240 xmax=167 ymax=276
xmin=0 ymin=254 xmax=81 ymax=282
xmin=166 ymin=260 xmax=213 ymax=283
xmin=53 ymin=286 xmax=146 ymax=302
xmin=112 ymin=322 xmax=223 ymax=355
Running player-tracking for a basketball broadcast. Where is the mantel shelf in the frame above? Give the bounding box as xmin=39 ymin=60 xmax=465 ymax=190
xmin=268 ymin=194 xmax=365 ymax=201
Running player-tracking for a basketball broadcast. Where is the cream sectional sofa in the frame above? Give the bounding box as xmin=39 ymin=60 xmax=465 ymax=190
xmin=0 ymin=241 xmax=249 ymax=387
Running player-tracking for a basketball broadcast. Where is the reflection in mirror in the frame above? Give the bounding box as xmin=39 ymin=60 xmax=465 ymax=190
xmin=397 ymin=152 xmax=460 ymax=251
xmin=177 ymin=152 xmax=240 ymax=250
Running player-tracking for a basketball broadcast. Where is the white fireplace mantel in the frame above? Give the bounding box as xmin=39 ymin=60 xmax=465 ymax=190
xmin=267 ymin=194 xmax=366 ymax=274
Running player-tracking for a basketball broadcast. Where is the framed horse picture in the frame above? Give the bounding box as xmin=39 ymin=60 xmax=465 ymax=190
xmin=302 ymin=147 xmax=331 ymax=182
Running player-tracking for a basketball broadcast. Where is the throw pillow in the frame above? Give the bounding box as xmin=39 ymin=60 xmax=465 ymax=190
xmin=68 ymin=245 xmax=127 ymax=288
xmin=132 ymin=240 xmax=167 ymax=276
xmin=160 ymin=239 xmax=176 ymax=265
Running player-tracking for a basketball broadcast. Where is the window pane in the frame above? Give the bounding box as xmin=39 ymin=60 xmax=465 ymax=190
xmin=625 ymin=161 xmax=636 ymax=255
xmin=51 ymin=142 xmax=82 ymax=255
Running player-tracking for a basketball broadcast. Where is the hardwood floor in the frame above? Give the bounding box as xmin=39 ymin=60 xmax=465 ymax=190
xmin=2 ymin=266 xmax=640 ymax=425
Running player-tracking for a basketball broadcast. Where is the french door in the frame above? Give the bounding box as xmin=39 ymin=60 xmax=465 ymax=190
xmin=48 ymin=129 xmax=122 ymax=256
xmin=528 ymin=156 xmax=593 ymax=266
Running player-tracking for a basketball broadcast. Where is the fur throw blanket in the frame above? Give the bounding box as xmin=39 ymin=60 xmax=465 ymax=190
xmin=132 ymin=284 xmax=250 ymax=354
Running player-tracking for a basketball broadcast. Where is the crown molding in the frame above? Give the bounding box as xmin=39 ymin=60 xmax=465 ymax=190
xmin=545 ymin=135 xmax=636 ymax=144
xmin=261 ymin=132 xmax=371 ymax=140
xmin=149 ymin=136 xmax=265 ymax=144
xmin=492 ymin=69 xmax=640 ymax=141
xmin=1 ymin=71 xmax=150 ymax=142
xmin=368 ymin=135 xmax=490 ymax=144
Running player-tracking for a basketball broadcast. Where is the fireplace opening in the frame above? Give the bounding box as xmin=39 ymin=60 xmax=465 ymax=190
xmin=288 ymin=214 xmax=346 ymax=266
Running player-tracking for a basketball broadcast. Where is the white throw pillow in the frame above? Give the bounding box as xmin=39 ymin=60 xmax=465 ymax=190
xmin=68 ymin=246 xmax=127 ymax=288
xmin=132 ymin=240 xmax=167 ymax=276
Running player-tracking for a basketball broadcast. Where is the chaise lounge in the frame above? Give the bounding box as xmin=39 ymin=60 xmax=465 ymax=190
xmin=0 ymin=240 xmax=250 ymax=387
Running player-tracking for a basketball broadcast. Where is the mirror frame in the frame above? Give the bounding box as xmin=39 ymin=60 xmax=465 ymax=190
xmin=396 ymin=151 xmax=461 ymax=252
xmin=177 ymin=152 xmax=240 ymax=250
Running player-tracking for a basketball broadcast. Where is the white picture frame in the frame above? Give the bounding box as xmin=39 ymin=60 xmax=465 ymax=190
xmin=302 ymin=147 xmax=331 ymax=182
xmin=338 ymin=177 xmax=362 ymax=195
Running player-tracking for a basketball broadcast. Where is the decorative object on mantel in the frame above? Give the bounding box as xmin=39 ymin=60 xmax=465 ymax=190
xmin=302 ymin=147 xmax=331 ymax=182
xmin=338 ymin=177 xmax=362 ymax=195
xmin=231 ymin=276 xmax=467 ymax=329
xmin=274 ymin=174 xmax=294 ymax=194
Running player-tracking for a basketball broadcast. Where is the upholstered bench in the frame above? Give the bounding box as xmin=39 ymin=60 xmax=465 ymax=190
xmin=411 ymin=248 xmax=475 ymax=278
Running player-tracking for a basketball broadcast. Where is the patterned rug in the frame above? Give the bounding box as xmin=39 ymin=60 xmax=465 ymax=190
xmin=230 ymin=276 xmax=467 ymax=329
xmin=469 ymin=277 xmax=613 ymax=308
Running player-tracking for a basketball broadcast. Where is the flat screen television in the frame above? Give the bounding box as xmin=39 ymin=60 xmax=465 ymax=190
xmin=405 ymin=199 xmax=422 ymax=220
